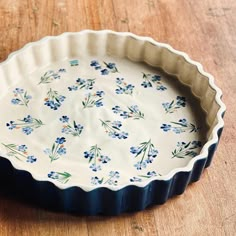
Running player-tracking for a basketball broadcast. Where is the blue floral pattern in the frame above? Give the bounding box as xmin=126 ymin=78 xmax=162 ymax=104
xmin=112 ymin=105 xmax=144 ymax=120
xmin=44 ymin=137 xmax=67 ymax=162
xmin=162 ymin=96 xmax=186 ymax=113
xmin=2 ymin=143 xmax=37 ymax=163
xmin=115 ymin=78 xmax=135 ymax=95
xmin=90 ymin=60 xmax=118 ymax=75
xmin=161 ymin=119 xmax=200 ymax=134
xmin=91 ymin=171 xmax=120 ymax=186
xmin=6 ymin=115 xmax=44 ymax=135
xmin=0 ymin=58 xmax=205 ymax=187
xmin=39 ymin=69 xmax=66 ymax=84
xmin=44 ymin=88 xmax=66 ymax=110
xmin=141 ymin=73 xmax=167 ymax=91
xmin=59 ymin=116 xmax=83 ymax=137
xmin=172 ymin=141 xmax=202 ymax=158
xmin=84 ymin=145 xmax=111 ymax=171
xmin=68 ymin=78 xmax=95 ymax=91
xmin=130 ymin=171 xmax=160 ymax=182
xmin=48 ymin=171 xmax=71 ymax=184
xmin=100 ymin=120 xmax=128 ymax=139
xmin=82 ymin=91 xmax=105 ymax=108
xmin=130 ymin=140 xmax=158 ymax=170
xmin=11 ymin=88 xmax=32 ymax=107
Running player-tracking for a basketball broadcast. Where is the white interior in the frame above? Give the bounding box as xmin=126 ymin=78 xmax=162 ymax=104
xmin=0 ymin=31 xmax=225 ymax=191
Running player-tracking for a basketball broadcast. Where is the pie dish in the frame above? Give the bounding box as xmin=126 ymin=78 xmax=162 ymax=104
xmin=0 ymin=30 xmax=225 ymax=215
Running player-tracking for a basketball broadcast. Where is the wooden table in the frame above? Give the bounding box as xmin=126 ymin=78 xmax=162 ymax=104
xmin=0 ymin=0 xmax=235 ymax=235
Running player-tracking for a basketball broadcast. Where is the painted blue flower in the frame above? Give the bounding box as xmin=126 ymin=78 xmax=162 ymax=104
xmin=157 ymin=85 xmax=167 ymax=91
xmin=130 ymin=146 xmax=142 ymax=155
xmin=117 ymin=132 xmax=128 ymax=139
xmin=90 ymin=60 xmax=102 ymax=70
xmin=57 ymin=147 xmax=66 ymax=155
xmin=112 ymin=120 xmax=122 ymax=128
xmin=11 ymin=98 xmax=21 ymax=104
xmin=152 ymin=75 xmax=161 ymax=81
xmin=58 ymin=95 xmax=66 ymax=102
xmin=162 ymin=102 xmax=169 ymax=110
xmin=130 ymin=177 xmax=142 ymax=182
xmin=89 ymin=163 xmax=102 ymax=172
xmin=112 ymin=106 xmax=122 ymax=114
xmin=172 ymin=127 xmax=182 ymax=134
xmin=44 ymin=100 xmax=60 ymax=110
xmin=27 ymin=155 xmax=37 ymax=163
xmin=100 ymin=155 xmax=110 ymax=163
xmin=192 ymin=140 xmax=202 ymax=148
xmin=60 ymin=116 xmax=69 ymax=123
xmin=120 ymin=111 xmax=129 ymax=119
xmin=48 ymin=171 xmax=59 ymax=179
xmin=106 ymin=62 xmax=116 ymax=69
xmin=176 ymin=96 xmax=186 ymax=107
xmin=22 ymin=127 xmax=33 ymax=135
xmin=74 ymin=123 xmax=83 ymax=131
xmin=13 ymin=88 xmax=24 ymax=94
xmin=179 ymin=118 xmax=187 ymax=124
xmin=101 ymin=69 xmax=109 ymax=75
xmin=146 ymin=156 xmax=154 ymax=163
xmin=96 ymin=91 xmax=105 ymax=97
xmin=6 ymin=121 xmax=16 ymax=130
xmin=18 ymin=145 xmax=27 ymax=152
xmin=76 ymin=78 xmax=86 ymax=85
xmin=116 ymin=78 xmax=124 ymax=84
xmin=147 ymin=171 xmax=157 ymax=177
xmin=127 ymin=84 xmax=135 ymax=90
xmin=84 ymin=151 xmax=95 ymax=159
xmin=141 ymin=81 xmax=152 ymax=88
xmin=68 ymin=85 xmax=78 ymax=91
xmin=90 ymin=60 xmax=100 ymax=67
xmin=23 ymin=115 xmax=33 ymax=123
xmin=148 ymin=149 xmax=158 ymax=158
xmin=115 ymin=88 xmax=123 ymax=94
xmin=91 ymin=176 xmax=101 ymax=185
xmin=56 ymin=137 xmax=66 ymax=144
xmin=134 ymin=161 xmax=147 ymax=170
xmin=160 ymin=124 xmax=171 ymax=132
xmin=58 ymin=68 xmax=66 ymax=72
xmin=95 ymin=101 xmax=103 ymax=107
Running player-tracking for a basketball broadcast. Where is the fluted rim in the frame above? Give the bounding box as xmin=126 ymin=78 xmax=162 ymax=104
xmin=0 ymin=30 xmax=226 ymax=191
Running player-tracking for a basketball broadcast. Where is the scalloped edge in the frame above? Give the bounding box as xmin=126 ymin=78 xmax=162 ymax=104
xmin=0 ymin=30 xmax=225 ymax=213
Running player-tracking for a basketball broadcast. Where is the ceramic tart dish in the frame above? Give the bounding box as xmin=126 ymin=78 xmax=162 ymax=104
xmin=0 ymin=30 xmax=225 ymax=215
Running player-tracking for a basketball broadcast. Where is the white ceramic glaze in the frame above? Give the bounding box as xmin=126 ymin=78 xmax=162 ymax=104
xmin=0 ymin=30 xmax=225 ymax=191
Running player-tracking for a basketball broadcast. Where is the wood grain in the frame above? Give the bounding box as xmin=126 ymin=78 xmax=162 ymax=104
xmin=0 ymin=0 xmax=235 ymax=235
